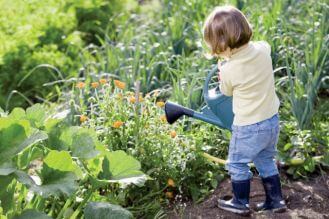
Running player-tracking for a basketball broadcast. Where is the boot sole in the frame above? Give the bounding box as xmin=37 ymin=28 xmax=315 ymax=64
xmin=218 ymin=205 xmax=251 ymax=216
xmin=256 ymin=206 xmax=287 ymax=213
xmin=272 ymin=206 xmax=287 ymax=213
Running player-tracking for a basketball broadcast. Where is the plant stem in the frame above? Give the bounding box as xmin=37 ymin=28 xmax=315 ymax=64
xmin=69 ymin=189 xmax=93 ymax=219
xmin=56 ymin=196 xmax=74 ymax=219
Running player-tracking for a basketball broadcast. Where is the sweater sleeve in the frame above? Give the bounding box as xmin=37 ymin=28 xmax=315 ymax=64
xmin=219 ymin=67 xmax=233 ymax=96
xmin=259 ymin=41 xmax=271 ymax=56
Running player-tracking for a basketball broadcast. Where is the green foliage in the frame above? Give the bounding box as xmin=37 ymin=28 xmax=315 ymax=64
xmin=84 ymin=202 xmax=133 ymax=219
xmin=278 ymin=114 xmax=329 ymax=179
xmin=0 ymin=104 xmax=143 ymax=218
xmin=13 ymin=209 xmax=52 ymax=219
xmin=68 ymin=76 xmax=227 ymax=215
xmin=0 ymin=0 xmax=134 ymax=109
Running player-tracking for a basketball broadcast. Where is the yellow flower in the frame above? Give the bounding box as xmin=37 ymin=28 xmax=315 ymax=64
xmin=91 ymin=82 xmax=99 ymax=88
xmin=156 ymin=101 xmax=165 ymax=108
xmin=139 ymin=94 xmax=144 ymax=102
xmin=160 ymin=115 xmax=167 ymax=122
xmin=114 ymin=80 xmax=126 ymax=89
xmin=170 ymin=130 xmax=177 ymax=138
xmin=112 ymin=121 xmax=124 ymax=128
xmin=165 ymin=191 xmax=174 ymax=199
xmin=129 ymin=96 xmax=136 ymax=103
xmin=76 ymin=82 xmax=85 ymax=89
xmin=80 ymin=115 xmax=88 ymax=123
xmin=128 ymin=94 xmax=144 ymax=103
xmin=99 ymin=78 xmax=107 ymax=84
xmin=167 ymin=178 xmax=175 ymax=187
xmin=116 ymin=93 xmax=123 ymax=99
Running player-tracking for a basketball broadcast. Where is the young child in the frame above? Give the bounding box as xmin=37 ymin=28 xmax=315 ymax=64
xmin=203 ymin=6 xmax=287 ymax=215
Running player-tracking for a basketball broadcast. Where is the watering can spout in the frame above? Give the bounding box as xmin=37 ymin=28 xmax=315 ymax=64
xmin=164 ymin=64 xmax=234 ymax=131
xmin=164 ymin=102 xmax=194 ymax=124
xmin=164 ymin=101 xmax=229 ymax=130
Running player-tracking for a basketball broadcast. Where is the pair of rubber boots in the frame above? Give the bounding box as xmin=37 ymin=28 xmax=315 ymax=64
xmin=218 ymin=174 xmax=287 ymax=216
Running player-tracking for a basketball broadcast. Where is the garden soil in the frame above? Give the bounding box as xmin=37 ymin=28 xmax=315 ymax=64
xmin=168 ymin=172 xmax=329 ymax=219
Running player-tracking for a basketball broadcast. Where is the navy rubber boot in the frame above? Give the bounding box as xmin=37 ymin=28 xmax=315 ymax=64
xmin=218 ymin=179 xmax=251 ymax=216
xmin=256 ymin=174 xmax=287 ymax=213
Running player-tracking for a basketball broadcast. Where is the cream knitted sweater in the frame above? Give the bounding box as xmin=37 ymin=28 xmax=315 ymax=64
xmin=219 ymin=41 xmax=280 ymax=126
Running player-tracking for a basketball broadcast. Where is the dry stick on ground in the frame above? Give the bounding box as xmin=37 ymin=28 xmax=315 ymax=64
xmin=202 ymin=152 xmax=324 ymax=167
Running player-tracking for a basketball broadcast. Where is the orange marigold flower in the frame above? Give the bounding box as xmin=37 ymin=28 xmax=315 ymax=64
xmin=99 ymin=78 xmax=107 ymax=84
xmin=112 ymin=121 xmax=124 ymax=128
xmin=170 ymin=130 xmax=177 ymax=138
xmin=156 ymin=101 xmax=165 ymax=108
xmin=80 ymin=115 xmax=88 ymax=123
xmin=165 ymin=191 xmax=174 ymax=199
xmin=114 ymin=80 xmax=126 ymax=89
xmin=91 ymin=82 xmax=99 ymax=88
xmin=76 ymin=82 xmax=85 ymax=89
xmin=167 ymin=178 xmax=175 ymax=187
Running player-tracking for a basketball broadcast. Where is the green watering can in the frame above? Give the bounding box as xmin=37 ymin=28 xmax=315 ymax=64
xmin=165 ymin=65 xmax=234 ymax=130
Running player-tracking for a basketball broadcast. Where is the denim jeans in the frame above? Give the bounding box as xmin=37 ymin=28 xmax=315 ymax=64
xmin=225 ymin=114 xmax=280 ymax=181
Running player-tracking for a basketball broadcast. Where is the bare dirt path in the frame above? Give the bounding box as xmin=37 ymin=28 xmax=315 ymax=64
xmin=168 ymin=172 xmax=329 ymax=219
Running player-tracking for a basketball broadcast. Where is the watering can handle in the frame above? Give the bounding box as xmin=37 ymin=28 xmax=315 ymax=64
xmin=203 ymin=61 xmax=226 ymax=99
xmin=203 ymin=65 xmax=221 ymax=100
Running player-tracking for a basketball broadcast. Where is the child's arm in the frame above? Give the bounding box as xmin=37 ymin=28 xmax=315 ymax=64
xmin=218 ymin=61 xmax=233 ymax=96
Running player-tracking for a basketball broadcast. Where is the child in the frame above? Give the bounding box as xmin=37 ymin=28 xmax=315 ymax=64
xmin=203 ymin=6 xmax=287 ymax=215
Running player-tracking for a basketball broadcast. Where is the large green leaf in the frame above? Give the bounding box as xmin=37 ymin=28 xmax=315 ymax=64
xmin=45 ymin=122 xmax=99 ymax=159
xmin=8 ymin=108 xmax=26 ymax=120
xmin=60 ymin=126 xmax=99 ymax=159
xmin=0 ymin=117 xmax=47 ymax=165
xmin=93 ymin=150 xmax=147 ymax=188
xmin=26 ymin=104 xmax=47 ymax=128
xmin=12 ymin=209 xmax=52 ymax=219
xmin=0 ymin=120 xmax=26 ymax=164
xmin=84 ymin=202 xmax=133 ymax=219
xmin=0 ymin=130 xmax=48 ymax=165
xmin=45 ymin=118 xmax=67 ymax=150
xmin=106 ymin=151 xmax=144 ymax=180
xmin=17 ymin=146 xmax=44 ymax=170
xmin=0 ymin=161 xmax=16 ymax=175
xmin=0 ymin=174 xmax=16 ymax=213
xmin=15 ymin=151 xmax=81 ymax=198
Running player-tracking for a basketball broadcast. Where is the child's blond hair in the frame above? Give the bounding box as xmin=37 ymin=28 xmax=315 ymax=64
xmin=203 ymin=6 xmax=252 ymax=56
